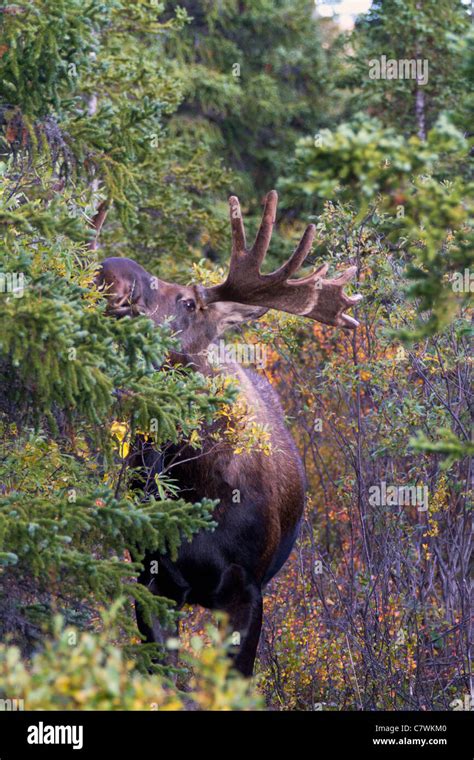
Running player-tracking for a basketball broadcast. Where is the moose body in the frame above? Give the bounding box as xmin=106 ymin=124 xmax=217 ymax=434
xmin=97 ymin=190 xmax=360 ymax=675
xmin=129 ymin=363 xmax=306 ymax=676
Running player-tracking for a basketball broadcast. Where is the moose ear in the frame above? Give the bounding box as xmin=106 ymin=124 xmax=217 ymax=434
xmin=96 ymin=257 xmax=158 ymax=318
xmin=210 ymin=302 xmax=268 ymax=335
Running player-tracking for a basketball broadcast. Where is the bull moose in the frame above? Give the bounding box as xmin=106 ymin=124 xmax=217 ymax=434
xmin=96 ymin=190 xmax=361 ymax=676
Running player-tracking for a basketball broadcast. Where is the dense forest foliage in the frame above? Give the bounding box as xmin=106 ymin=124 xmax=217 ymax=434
xmin=0 ymin=0 xmax=472 ymax=710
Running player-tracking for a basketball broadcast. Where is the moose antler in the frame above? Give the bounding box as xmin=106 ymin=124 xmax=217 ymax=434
xmin=202 ymin=190 xmax=362 ymax=329
xmin=89 ymin=200 xmax=110 ymax=251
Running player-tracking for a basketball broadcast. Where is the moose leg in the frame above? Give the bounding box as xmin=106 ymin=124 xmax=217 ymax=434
xmin=135 ymin=555 xmax=189 ymax=670
xmin=135 ymin=600 xmax=181 ymax=678
xmin=135 ymin=598 xmax=179 ymax=648
xmin=229 ymin=588 xmax=263 ymax=677
xmin=134 ymin=585 xmax=180 ymax=674
xmin=216 ymin=564 xmax=263 ymax=677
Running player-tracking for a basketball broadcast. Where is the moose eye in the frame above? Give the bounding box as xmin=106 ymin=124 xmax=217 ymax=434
xmin=181 ymin=298 xmax=196 ymax=312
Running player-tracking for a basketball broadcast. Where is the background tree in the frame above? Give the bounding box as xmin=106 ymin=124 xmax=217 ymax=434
xmin=163 ymin=0 xmax=333 ymax=196
xmin=348 ymin=0 xmax=470 ymax=139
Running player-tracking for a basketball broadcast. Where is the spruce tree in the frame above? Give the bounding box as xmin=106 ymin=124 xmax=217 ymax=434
xmin=0 ymin=0 xmax=235 ymax=670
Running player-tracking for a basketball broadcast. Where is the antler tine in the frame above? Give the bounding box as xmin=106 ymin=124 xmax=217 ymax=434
xmin=229 ymin=195 xmax=246 ymax=256
xmin=270 ymin=223 xmax=317 ymax=283
xmin=331 ymin=265 xmax=358 ymax=285
xmin=251 ymin=190 xmax=278 ymax=266
xmin=89 ymin=200 xmax=110 ymax=251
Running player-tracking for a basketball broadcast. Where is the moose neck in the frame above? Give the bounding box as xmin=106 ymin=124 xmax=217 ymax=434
xmin=166 ymin=345 xmax=216 ymax=376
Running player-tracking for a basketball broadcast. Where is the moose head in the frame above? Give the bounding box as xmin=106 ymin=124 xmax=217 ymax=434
xmin=96 ymin=190 xmax=362 ymax=356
